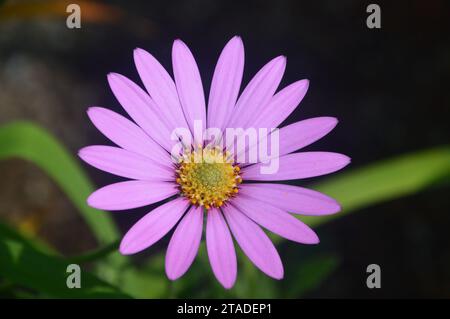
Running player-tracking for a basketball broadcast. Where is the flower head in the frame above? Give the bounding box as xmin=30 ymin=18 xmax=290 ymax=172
xmin=79 ymin=36 xmax=350 ymax=289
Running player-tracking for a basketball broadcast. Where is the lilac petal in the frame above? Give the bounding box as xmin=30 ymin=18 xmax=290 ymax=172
xmin=119 ymin=197 xmax=189 ymax=255
xmin=276 ymin=117 xmax=337 ymax=156
xmin=87 ymin=107 xmax=171 ymax=167
xmin=222 ymin=205 xmax=283 ymax=279
xmin=87 ymin=181 xmax=178 ymax=211
xmin=239 ymin=117 xmax=338 ymax=165
xmin=243 ymin=152 xmax=351 ymax=181
xmin=78 ymin=145 xmax=173 ymax=181
xmin=107 ymin=73 xmax=173 ymax=151
xmin=239 ymin=183 xmax=341 ymax=215
xmin=250 ymin=79 xmax=309 ymax=129
xmin=233 ymin=80 xmax=308 ymax=163
xmin=206 ymin=208 xmax=237 ymax=289
xmin=172 ymin=40 xmax=206 ymax=140
xmin=207 ymin=36 xmax=244 ymax=131
xmin=133 ymin=48 xmax=190 ymax=132
xmin=231 ymin=196 xmax=319 ymax=244
xmin=165 ymin=206 xmax=203 ymax=280
xmin=226 ymin=56 xmax=286 ymax=129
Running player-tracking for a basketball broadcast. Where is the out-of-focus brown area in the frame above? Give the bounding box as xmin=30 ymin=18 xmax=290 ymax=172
xmin=0 ymin=159 xmax=97 ymax=254
xmin=0 ymin=0 xmax=122 ymax=22
xmin=0 ymin=4 xmax=100 ymax=253
xmin=0 ymin=0 xmax=155 ymax=255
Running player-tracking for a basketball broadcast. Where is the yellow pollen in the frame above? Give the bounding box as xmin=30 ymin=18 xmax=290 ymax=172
xmin=176 ymin=146 xmax=242 ymax=210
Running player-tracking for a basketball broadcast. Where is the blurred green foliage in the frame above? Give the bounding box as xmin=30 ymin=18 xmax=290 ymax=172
xmin=0 ymin=121 xmax=449 ymax=298
xmin=0 ymin=121 xmax=129 ymax=286
xmin=0 ymin=223 xmax=129 ymax=298
xmin=0 ymin=122 xmax=119 ymax=245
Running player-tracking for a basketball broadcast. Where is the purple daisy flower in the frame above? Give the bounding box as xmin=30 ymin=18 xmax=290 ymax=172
xmin=79 ymin=36 xmax=350 ymax=289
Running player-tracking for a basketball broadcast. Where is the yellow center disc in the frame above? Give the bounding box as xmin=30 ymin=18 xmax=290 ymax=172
xmin=176 ymin=146 xmax=242 ymax=209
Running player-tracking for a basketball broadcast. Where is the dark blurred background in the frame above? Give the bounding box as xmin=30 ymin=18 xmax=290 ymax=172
xmin=0 ymin=0 xmax=449 ymax=298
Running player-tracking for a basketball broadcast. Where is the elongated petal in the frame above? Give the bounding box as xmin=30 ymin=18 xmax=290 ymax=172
xmin=166 ymin=206 xmax=203 ymax=280
xmin=250 ymin=79 xmax=309 ymax=129
xmin=223 ymin=205 xmax=283 ymax=279
xmin=134 ymin=48 xmax=190 ymax=132
xmin=239 ymin=183 xmax=341 ymax=215
xmin=242 ymin=152 xmax=350 ymax=181
xmin=231 ymin=196 xmax=319 ymax=244
xmin=120 ymin=198 xmax=189 ymax=255
xmin=78 ymin=145 xmax=172 ymax=181
xmin=226 ymin=56 xmax=286 ymax=129
xmin=87 ymin=107 xmax=171 ymax=167
xmin=206 ymin=208 xmax=237 ymax=289
xmin=207 ymin=36 xmax=244 ymax=130
xmin=275 ymin=117 xmax=337 ymax=156
xmin=239 ymin=117 xmax=338 ymax=165
xmin=87 ymin=181 xmax=178 ymax=211
xmin=172 ymin=40 xmax=206 ymax=140
xmin=234 ymin=80 xmax=308 ymax=163
xmin=107 ymin=73 xmax=173 ymax=151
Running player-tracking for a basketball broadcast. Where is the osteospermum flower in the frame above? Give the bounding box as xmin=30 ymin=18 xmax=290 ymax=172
xmin=79 ymin=36 xmax=350 ymax=289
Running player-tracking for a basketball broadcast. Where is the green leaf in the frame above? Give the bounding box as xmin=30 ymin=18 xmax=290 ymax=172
xmin=67 ymin=240 xmax=120 ymax=264
xmin=233 ymin=249 xmax=278 ymax=298
xmin=119 ymin=254 xmax=169 ymax=298
xmin=0 ymin=121 xmax=128 ymax=283
xmin=299 ymin=146 xmax=450 ymax=228
xmin=0 ymin=121 xmax=119 ymax=244
xmin=283 ymin=254 xmax=339 ymax=297
xmin=0 ymin=222 xmax=130 ymax=298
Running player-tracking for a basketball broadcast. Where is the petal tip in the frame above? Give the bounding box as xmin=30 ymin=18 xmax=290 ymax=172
xmin=77 ymin=147 xmax=89 ymax=159
xmin=86 ymin=192 xmax=102 ymax=210
xmin=220 ymin=278 xmax=236 ymax=289
xmin=314 ymin=116 xmax=339 ymax=131
xmin=86 ymin=106 xmax=102 ymax=118
xmin=343 ymin=155 xmax=352 ymax=165
xmin=86 ymin=106 xmax=96 ymax=113
xmin=86 ymin=193 xmax=95 ymax=207
xmin=165 ymin=256 xmax=188 ymax=281
xmin=331 ymin=201 xmax=342 ymax=214
xmin=119 ymin=241 xmax=135 ymax=256
xmin=106 ymin=72 xmax=120 ymax=83
xmin=274 ymin=273 xmax=284 ymax=280
xmin=173 ymin=39 xmax=187 ymax=50
xmin=277 ymin=55 xmax=287 ymax=64
xmin=272 ymin=266 xmax=284 ymax=280
xmin=107 ymin=72 xmax=127 ymax=81
xmin=133 ymin=47 xmax=142 ymax=57
xmin=165 ymin=268 xmax=181 ymax=281
xmin=301 ymin=78 xmax=310 ymax=89
xmin=133 ymin=47 xmax=149 ymax=60
xmin=309 ymin=234 xmax=320 ymax=245
xmin=326 ymin=116 xmax=339 ymax=127
xmin=334 ymin=154 xmax=351 ymax=172
xmin=230 ymin=35 xmax=243 ymax=45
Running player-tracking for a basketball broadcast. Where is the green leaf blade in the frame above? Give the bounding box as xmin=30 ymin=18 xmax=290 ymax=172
xmin=0 ymin=121 xmax=118 ymax=245
xmin=0 ymin=223 xmax=130 ymax=298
